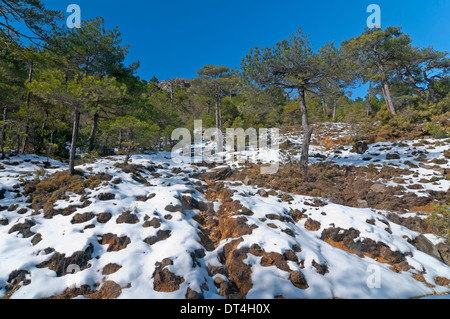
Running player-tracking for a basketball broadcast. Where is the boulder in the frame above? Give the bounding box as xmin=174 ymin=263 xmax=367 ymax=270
xmin=436 ymin=242 xmax=450 ymax=266
xmin=200 ymin=166 xmax=232 ymax=184
xmin=357 ymin=199 xmax=369 ymax=208
xmin=352 ymin=141 xmax=368 ymax=154
xmin=411 ymin=235 xmax=443 ymax=262
xmin=116 ymin=211 xmax=139 ymax=224
xmin=370 ymin=183 xmax=387 ymax=193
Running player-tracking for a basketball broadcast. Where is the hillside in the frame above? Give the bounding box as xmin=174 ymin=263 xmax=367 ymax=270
xmin=0 ymin=123 xmax=449 ymax=299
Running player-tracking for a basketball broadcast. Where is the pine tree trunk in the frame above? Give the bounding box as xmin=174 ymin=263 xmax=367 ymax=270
xmin=124 ymin=149 xmax=131 ymax=166
xmin=21 ymin=117 xmax=29 ymax=154
xmin=102 ymin=132 xmax=109 ymax=156
xmin=322 ymin=98 xmax=329 ymax=118
xmin=382 ymin=80 xmax=396 ymax=115
xmin=215 ymin=92 xmax=220 ymax=130
xmin=88 ymin=112 xmax=99 ymax=151
xmin=405 ymin=71 xmax=427 ymax=100
xmin=118 ymin=129 xmax=123 ymax=151
xmin=374 ymin=48 xmax=396 ymax=115
xmin=15 ymin=131 xmax=20 ymax=154
xmin=1 ymin=105 xmax=7 ymax=159
xmin=333 ymin=104 xmax=337 ymax=122
xmin=423 ymin=70 xmax=439 ymax=103
xmin=427 ymin=81 xmax=438 ymax=103
xmin=366 ymin=81 xmax=372 ymax=117
xmin=123 ymin=137 xmax=134 ymax=166
xmin=218 ymin=90 xmax=223 ymax=131
xmin=69 ymin=106 xmax=81 ymax=176
xmin=381 ymin=86 xmax=389 ymax=108
xmin=21 ymin=61 xmax=34 ymax=154
xmin=298 ymin=89 xmax=313 ymax=178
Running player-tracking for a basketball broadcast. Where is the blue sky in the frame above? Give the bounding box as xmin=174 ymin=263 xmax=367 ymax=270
xmin=44 ymin=0 xmax=450 ymax=96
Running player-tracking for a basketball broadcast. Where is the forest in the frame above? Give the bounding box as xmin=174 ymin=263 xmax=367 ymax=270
xmin=0 ymin=0 xmax=449 ymax=175
xmin=1 ymin=0 xmax=450 ymax=301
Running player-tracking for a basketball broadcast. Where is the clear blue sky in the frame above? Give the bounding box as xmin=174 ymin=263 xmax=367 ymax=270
xmin=44 ymin=0 xmax=450 ymax=96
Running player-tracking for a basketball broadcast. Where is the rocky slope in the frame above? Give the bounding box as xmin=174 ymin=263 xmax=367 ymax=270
xmin=0 ymin=123 xmax=449 ymax=299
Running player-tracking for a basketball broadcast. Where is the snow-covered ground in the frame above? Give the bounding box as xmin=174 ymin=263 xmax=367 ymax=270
xmin=0 ymin=123 xmax=449 ymax=299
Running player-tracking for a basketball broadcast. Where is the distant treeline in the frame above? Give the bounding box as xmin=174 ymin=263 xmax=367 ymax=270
xmin=0 ymin=1 xmax=449 ymax=175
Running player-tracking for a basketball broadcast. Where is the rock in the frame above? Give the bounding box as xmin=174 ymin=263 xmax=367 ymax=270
xmin=370 ymin=183 xmax=387 ymax=193
xmin=386 ymin=153 xmax=401 ymax=160
xmin=8 ymin=269 xmax=30 ymax=285
xmin=289 ymin=271 xmax=309 ymax=289
xmin=88 ymin=281 xmax=122 ymax=299
xmin=200 ymin=166 xmax=232 ymax=184
xmin=171 ymin=167 xmax=182 ymax=174
xmin=259 ymin=252 xmax=290 ymax=271
xmin=136 ymin=195 xmax=147 ymax=202
xmin=411 ymin=235 xmax=443 ymax=263
xmin=116 ymin=211 xmax=139 ymax=224
xmin=186 ymin=288 xmax=204 ymax=299
xmin=304 ymin=218 xmax=321 ymax=232
xmin=434 ymin=276 xmax=450 ymax=287
xmin=280 ymin=194 xmax=294 ymax=203
xmin=17 ymin=208 xmax=28 ymax=215
xmin=3 ymin=269 xmax=31 ymax=298
xmin=143 ymin=217 xmax=162 ymax=229
xmin=390 ymin=260 xmax=412 ymax=273
xmin=258 ymin=189 xmax=268 ymax=197
xmin=155 ymin=258 xmax=174 ymax=269
xmin=44 ymin=284 xmax=91 ymax=299
xmin=71 ymin=212 xmax=95 ymax=224
xmin=218 ymin=280 xmax=240 ymax=298
xmin=312 ymin=260 xmax=329 ymax=275
xmin=102 ymin=263 xmax=122 ymax=275
xmin=243 ymin=176 xmax=252 ymax=186
xmin=386 ymin=213 xmax=431 ymax=234
xmin=153 ymin=265 xmax=184 ymax=292
xmin=436 ymin=242 xmax=450 ymax=266
xmin=8 ymin=204 xmax=19 ymax=211
xmin=357 ymin=199 xmax=369 ymax=208
xmin=321 ymin=227 xmax=406 ymax=264
xmin=165 ymin=204 xmax=182 ymax=213
xmin=99 ymin=234 xmax=131 ymax=252
xmin=144 ymin=230 xmax=172 ymax=246
xmin=111 ymin=177 xmax=122 ymax=185
xmin=284 ymin=249 xmax=299 ymax=262
xmin=282 ymin=228 xmax=296 ymax=238
xmin=8 ymin=219 xmax=36 ymax=238
xmin=352 ymin=141 xmax=369 ymax=154
xmin=217 ymin=239 xmax=252 ymax=298
xmin=181 ymin=195 xmax=207 ymax=211
xmin=289 ymin=209 xmax=307 ymax=222
xmin=31 ymin=233 xmax=42 ymax=246
xmin=97 ymin=212 xmax=112 ymax=224
xmin=131 ymin=173 xmax=146 ymax=184
xmin=98 ymin=193 xmax=116 ymax=201
xmin=36 ymin=244 xmax=94 ymax=277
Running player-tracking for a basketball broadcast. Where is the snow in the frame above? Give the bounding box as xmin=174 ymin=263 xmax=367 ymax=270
xmin=0 ymin=124 xmax=449 ymax=299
